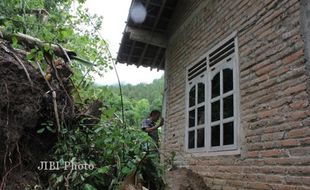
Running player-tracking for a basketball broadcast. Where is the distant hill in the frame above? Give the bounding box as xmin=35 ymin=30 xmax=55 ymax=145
xmin=108 ymin=76 xmax=164 ymax=110
xmin=107 ymin=76 xmax=164 ymax=126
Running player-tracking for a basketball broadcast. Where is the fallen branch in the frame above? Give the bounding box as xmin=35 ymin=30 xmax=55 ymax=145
xmin=57 ymin=43 xmax=71 ymax=64
xmin=25 ymin=9 xmax=49 ymax=16
xmin=0 ymin=27 xmax=96 ymax=66
xmin=52 ymin=91 xmax=61 ymax=133
xmin=35 ymin=61 xmax=61 ymax=133
xmin=44 ymin=54 xmax=75 ymax=115
xmin=0 ymin=27 xmax=76 ymax=61
xmin=35 ymin=61 xmax=53 ymax=90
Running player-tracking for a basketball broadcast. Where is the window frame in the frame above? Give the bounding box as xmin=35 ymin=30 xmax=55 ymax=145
xmin=185 ymin=32 xmax=240 ymax=155
xmin=207 ymin=54 xmax=238 ymax=152
xmin=186 ymin=75 xmax=207 ymax=151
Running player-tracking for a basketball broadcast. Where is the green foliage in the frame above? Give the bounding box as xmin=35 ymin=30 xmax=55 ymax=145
xmin=37 ymin=120 xmax=55 ymax=133
xmin=47 ymin=77 xmax=165 ymax=189
xmin=1 ymin=0 xmax=166 ymax=189
xmin=50 ymin=112 xmax=164 ymax=189
xmin=107 ymin=76 xmax=164 ymax=127
xmin=114 ymin=76 xmax=164 ymax=109
xmin=0 ymin=0 xmax=110 ymax=80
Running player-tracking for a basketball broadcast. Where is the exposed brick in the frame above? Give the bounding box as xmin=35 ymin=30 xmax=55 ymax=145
xmin=269 ymin=184 xmax=310 ymax=190
xmin=289 ymin=100 xmax=309 ymax=109
xmin=222 ymin=186 xmax=237 ymax=190
xmin=285 ymin=176 xmax=310 ymax=186
xmin=269 ymin=65 xmax=290 ymax=78
xmin=287 ymin=166 xmax=310 ymax=175
xmin=263 ymin=157 xmax=310 ymax=166
xmin=299 ymin=137 xmax=310 ymax=146
xmin=265 ymin=175 xmax=283 ymax=183
xmin=247 ymin=151 xmax=259 ymax=158
xmin=255 ymin=63 xmax=277 ymax=76
xmin=260 ymin=149 xmax=288 ymax=157
xmin=212 ymin=185 xmax=223 ymax=190
xmin=213 ymin=178 xmax=226 ymax=185
xmin=287 ymin=127 xmax=310 ymax=139
xmin=246 ymin=182 xmax=270 ymax=190
xmin=280 ymin=139 xmax=300 ymax=147
xmin=289 ymin=147 xmax=310 ymax=157
xmin=258 ymin=108 xmax=278 ymax=118
xmin=282 ymin=83 xmax=307 ymax=96
xmin=288 ymin=110 xmax=309 ymax=121
xmin=261 ymin=132 xmax=284 ymax=141
xmin=164 ymin=0 xmax=310 ymax=189
xmin=246 ymin=135 xmax=261 ymax=143
xmin=226 ymin=179 xmax=244 ymax=187
xmin=282 ymin=49 xmax=304 ymax=64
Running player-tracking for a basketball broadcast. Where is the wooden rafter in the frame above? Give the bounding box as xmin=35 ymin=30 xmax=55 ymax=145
xmin=150 ymin=47 xmax=162 ymax=69
xmin=126 ymin=26 xmax=167 ymax=48
xmin=137 ymin=0 xmax=167 ymax=67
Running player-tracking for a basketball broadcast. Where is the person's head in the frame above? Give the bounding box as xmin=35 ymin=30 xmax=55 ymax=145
xmin=149 ymin=110 xmax=161 ymax=122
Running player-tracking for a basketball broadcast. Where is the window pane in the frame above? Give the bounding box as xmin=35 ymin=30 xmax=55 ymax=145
xmin=197 ymin=106 xmax=205 ymax=125
xmin=212 ymin=73 xmax=220 ymax=98
xmin=224 ymin=122 xmax=234 ymax=145
xmin=211 ymin=100 xmax=220 ymax=122
xmin=189 ymin=110 xmax=195 ymax=128
xmin=198 ymin=83 xmax=205 ymax=103
xmin=211 ymin=125 xmax=220 ymax=147
xmin=188 ymin=131 xmax=195 ymax=149
xmin=223 ymin=69 xmax=233 ymax=93
xmin=189 ymin=86 xmax=196 ymax=107
xmin=197 ymin=128 xmax=205 ymax=148
xmin=223 ymin=95 xmax=234 ymax=118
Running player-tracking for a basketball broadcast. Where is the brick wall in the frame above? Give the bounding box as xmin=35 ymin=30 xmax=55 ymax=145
xmin=167 ymin=0 xmax=203 ymax=36
xmin=163 ymin=0 xmax=310 ymax=189
xmin=300 ymin=0 xmax=310 ymax=103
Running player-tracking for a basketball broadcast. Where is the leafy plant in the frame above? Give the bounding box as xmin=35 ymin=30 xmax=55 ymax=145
xmin=37 ymin=120 xmax=55 ymax=133
xmin=49 ymin=112 xmax=164 ymax=189
xmin=0 ymin=0 xmax=165 ymax=189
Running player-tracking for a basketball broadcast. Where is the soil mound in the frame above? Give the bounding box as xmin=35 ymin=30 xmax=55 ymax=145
xmin=0 ymin=41 xmax=74 ymax=189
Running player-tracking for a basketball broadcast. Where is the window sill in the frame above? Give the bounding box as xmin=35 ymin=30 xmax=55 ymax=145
xmin=185 ymin=148 xmax=240 ymax=157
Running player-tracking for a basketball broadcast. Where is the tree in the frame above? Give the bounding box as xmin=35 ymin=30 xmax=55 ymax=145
xmin=108 ymin=76 xmax=165 ymax=127
xmin=0 ymin=1 xmax=166 ymax=189
xmin=133 ymin=98 xmax=150 ymax=125
xmin=0 ymin=0 xmax=110 ymax=89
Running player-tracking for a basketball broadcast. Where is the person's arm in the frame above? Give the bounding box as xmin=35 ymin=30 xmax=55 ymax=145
xmin=141 ymin=119 xmax=150 ymax=131
xmin=149 ymin=117 xmax=164 ymax=131
xmin=145 ymin=127 xmax=153 ymax=132
xmin=142 ymin=119 xmax=156 ymax=132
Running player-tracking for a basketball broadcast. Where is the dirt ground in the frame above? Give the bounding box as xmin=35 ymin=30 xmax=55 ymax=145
xmin=166 ymin=168 xmax=209 ymax=190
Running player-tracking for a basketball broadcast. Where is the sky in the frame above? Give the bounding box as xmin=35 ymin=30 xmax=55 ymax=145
xmin=84 ymin=0 xmax=164 ymax=85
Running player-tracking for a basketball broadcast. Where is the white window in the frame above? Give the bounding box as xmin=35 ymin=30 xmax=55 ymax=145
xmin=186 ymin=33 xmax=240 ymax=154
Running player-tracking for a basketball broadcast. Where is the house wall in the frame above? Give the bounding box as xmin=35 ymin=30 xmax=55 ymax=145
xmin=163 ymin=0 xmax=310 ymax=189
xmin=300 ymin=0 xmax=310 ymax=103
xmin=167 ymin=0 xmax=203 ymax=37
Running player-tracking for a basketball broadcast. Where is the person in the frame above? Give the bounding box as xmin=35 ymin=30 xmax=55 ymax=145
xmin=141 ymin=110 xmax=165 ymax=190
xmin=141 ymin=110 xmax=164 ymax=144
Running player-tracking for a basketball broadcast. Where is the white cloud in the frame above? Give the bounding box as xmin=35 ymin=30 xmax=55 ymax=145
xmin=95 ymin=64 xmax=163 ymax=86
xmin=85 ymin=0 xmax=164 ymax=85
